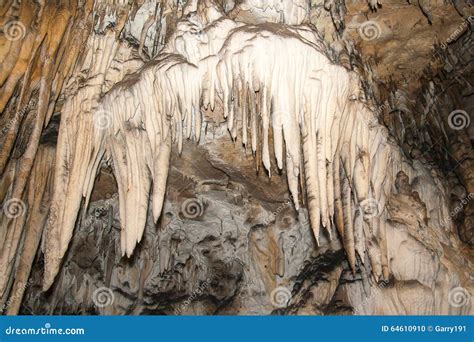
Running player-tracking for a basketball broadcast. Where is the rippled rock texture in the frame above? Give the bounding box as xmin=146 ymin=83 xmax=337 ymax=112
xmin=1 ymin=0 xmax=473 ymax=316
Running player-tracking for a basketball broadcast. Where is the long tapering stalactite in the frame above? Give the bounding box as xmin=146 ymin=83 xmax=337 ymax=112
xmin=1 ymin=0 xmax=473 ymax=315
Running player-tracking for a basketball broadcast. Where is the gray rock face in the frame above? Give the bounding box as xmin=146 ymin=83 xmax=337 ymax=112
xmin=23 ymin=134 xmax=318 ymax=315
xmin=22 ymin=131 xmax=473 ymax=316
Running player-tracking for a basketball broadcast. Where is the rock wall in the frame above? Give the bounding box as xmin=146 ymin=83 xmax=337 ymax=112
xmin=1 ymin=0 xmax=473 ymax=316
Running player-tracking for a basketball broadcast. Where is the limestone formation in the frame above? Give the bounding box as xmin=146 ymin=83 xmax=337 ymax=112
xmin=1 ymin=0 xmax=472 ymax=315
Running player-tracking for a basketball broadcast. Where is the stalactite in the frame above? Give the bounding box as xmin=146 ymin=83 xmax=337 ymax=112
xmin=1 ymin=1 xmax=470 ymax=311
xmin=0 ymin=0 xmax=93 ymax=306
xmin=5 ymin=146 xmax=55 ymax=315
xmin=40 ymin=10 xmax=423 ymax=289
xmin=42 ymin=0 xmax=172 ymax=290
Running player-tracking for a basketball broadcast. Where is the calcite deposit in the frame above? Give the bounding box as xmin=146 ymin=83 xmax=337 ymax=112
xmin=0 ymin=0 xmax=472 ymax=315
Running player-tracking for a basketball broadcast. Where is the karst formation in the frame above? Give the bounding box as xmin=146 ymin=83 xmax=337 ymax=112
xmin=0 ymin=0 xmax=473 ymax=315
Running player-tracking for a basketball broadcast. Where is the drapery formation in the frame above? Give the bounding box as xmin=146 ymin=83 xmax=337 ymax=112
xmin=1 ymin=0 xmax=471 ymax=315
xmin=0 ymin=0 xmax=93 ymax=307
xmin=44 ymin=7 xmax=416 ymax=289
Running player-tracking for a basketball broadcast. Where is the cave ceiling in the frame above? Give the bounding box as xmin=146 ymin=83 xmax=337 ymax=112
xmin=0 ymin=0 xmax=473 ymax=315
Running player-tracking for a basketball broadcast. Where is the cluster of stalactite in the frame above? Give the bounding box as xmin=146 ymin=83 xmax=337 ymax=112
xmin=0 ymin=0 xmax=182 ymax=313
xmin=0 ymin=0 xmax=95 ymax=313
xmin=42 ymin=0 xmax=446 ymax=292
xmin=1 ymin=0 xmax=471 ymax=315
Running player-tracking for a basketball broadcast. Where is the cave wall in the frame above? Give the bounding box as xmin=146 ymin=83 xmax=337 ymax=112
xmin=0 ymin=0 xmax=473 ymax=315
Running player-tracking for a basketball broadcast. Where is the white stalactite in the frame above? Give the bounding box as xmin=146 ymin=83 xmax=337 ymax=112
xmin=42 ymin=4 xmax=450 ymax=289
